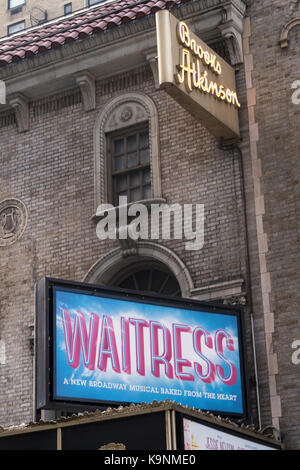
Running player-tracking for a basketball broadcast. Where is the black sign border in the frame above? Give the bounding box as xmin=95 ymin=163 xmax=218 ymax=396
xmin=35 ymin=277 xmax=250 ymax=420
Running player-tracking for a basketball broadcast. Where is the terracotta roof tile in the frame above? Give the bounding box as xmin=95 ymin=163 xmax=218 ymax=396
xmin=0 ymin=0 xmax=187 ymax=69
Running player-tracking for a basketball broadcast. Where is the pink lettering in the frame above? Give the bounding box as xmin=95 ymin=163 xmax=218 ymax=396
xmin=121 ymin=317 xmax=131 ymax=374
xmin=150 ymin=321 xmax=173 ymax=379
xmin=129 ymin=318 xmax=149 ymax=376
xmin=60 ymin=308 xmax=99 ymax=370
xmin=173 ymin=323 xmax=194 ymax=381
xmin=206 ymin=437 xmax=219 ymax=450
xmin=59 ymin=309 xmax=240 ymax=389
xmin=193 ymin=327 xmax=216 ymax=383
xmin=98 ymin=314 xmax=120 ymax=373
xmin=215 ymin=329 xmax=238 ymax=386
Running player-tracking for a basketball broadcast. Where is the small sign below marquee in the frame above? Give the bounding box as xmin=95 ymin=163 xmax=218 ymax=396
xmin=156 ymin=10 xmax=240 ymax=140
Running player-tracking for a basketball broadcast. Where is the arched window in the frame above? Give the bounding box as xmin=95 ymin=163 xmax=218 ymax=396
xmin=84 ymin=242 xmax=194 ymax=298
xmin=93 ymin=92 xmax=162 ymax=212
xmin=110 ymin=261 xmax=182 ymax=297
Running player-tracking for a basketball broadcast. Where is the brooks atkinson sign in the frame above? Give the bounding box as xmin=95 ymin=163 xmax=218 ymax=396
xmin=156 ymin=10 xmax=240 ymax=140
xmin=36 ymin=278 xmax=247 ymax=417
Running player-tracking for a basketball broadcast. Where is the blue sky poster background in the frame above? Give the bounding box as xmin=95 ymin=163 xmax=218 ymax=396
xmin=54 ymin=288 xmax=244 ymax=414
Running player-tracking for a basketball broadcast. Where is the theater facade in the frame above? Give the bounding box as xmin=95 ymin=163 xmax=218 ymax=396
xmin=0 ymin=0 xmax=299 ymax=450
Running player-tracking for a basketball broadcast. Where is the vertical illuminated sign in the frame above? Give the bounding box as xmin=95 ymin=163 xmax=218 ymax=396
xmin=156 ymin=10 xmax=240 ymax=140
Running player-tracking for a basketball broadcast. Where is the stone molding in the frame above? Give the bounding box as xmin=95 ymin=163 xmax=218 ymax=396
xmin=145 ymin=50 xmax=159 ymax=89
xmin=75 ymin=71 xmax=96 ymax=111
xmin=83 ymin=242 xmax=194 ymax=298
xmin=279 ymin=17 xmax=300 ymax=48
xmin=0 ymin=198 xmax=28 ymax=246
xmin=190 ymin=278 xmax=245 ymax=303
xmin=243 ymin=16 xmax=282 ymax=429
xmin=83 ymin=241 xmax=246 ymax=303
xmin=7 ymin=93 xmax=29 ymax=132
xmin=116 ymin=224 xmax=138 ymax=258
xmin=217 ymin=4 xmax=245 ymax=64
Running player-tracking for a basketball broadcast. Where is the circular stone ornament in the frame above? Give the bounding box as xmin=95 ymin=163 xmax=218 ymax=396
xmin=0 ymin=198 xmax=28 ymax=247
xmin=120 ymin=106 xmax=133 ymax=122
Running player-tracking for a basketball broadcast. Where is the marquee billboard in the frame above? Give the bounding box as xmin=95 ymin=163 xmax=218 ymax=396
xmin=156 ymin=10 xmax=240 ymax=140
xmin=36 ymin=278 xmax=248 ymax=418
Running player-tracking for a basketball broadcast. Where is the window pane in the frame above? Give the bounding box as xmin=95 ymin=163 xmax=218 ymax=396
xmin=9 ymin=0 xmax=25 ymax=9
xmin=116 ymin=174 xmax=128 ymax=192
xmin=130 ymin=172 xmax=140 ymax=188
xmin=127 ymin=135 xmax=137 ymax=152
xmin=8 ymin=20 xmax=25 ymax=35
xmin=131 ymin=187 xmax=142 ymax=202
xmin=114 ymin=138 xmax=124 ymax=155
xmin=64 ymin=3 xmax=72 ymax=15
xmin=140 ymin=148 xmax=150 ymax=164
xmin=143 ymin=169 xmax=151 ymax=184
xmin=143 ymin=184 xmax=151 ymax=199
xmin=139 ymin=131 xmax=149 ymax=149
xmin=128 ymin=152 xmax=138 ymax=168
xmin=114 ymin=155 xmax=125 ymax=171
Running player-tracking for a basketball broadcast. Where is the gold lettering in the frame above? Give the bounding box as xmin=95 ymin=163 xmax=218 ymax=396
xmin=208 ymin=81 xmax=220 ymax=98
xmin=176 ymin=21 xmax=240 ymax=108
xmin=190 ymin=38 xmax=197 ymax=56
xmin=219 ymin=85 xmax=226 ymax=101
xmin=215 ymin=62 xmax=222 ymax=75
xmin=176 ymin=49 xmax=193 ymax=92
xmin=192 ymin=59 xmax=201 ymax=89
xmin=226 ymin=89 xmax=232 ymax=103
xmin=210 ymin=54 xmax=216 ymax=71
xmin=178 ymin=21 xmax=190 ymax=48
xmin=231 ymin=92 xmax=241 ymax=108
xmin=204 ymin=51 xmax=210 ymax=65
xmin=198 ymin=44 xmax=204 ymax=60
xmin=200 ymin=71 xmax=209 ymax=93
xmin=177 ymin=22 xmax=222 ymax=76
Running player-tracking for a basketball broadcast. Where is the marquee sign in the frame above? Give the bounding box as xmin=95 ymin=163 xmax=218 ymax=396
xmin=36 ymin=278 xmax=248 ymax=418
xmin=156 ymin=10 xmax=240 ymax=140
xmin=181 ymin=417 xmax=280 ymax=451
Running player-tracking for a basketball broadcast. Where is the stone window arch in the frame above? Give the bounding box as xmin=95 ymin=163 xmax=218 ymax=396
xmin=83 ymin=241 xmax=194 ymax=298
xmin=93 ymin=92 xmax=162 ymax=213
xmin=279 ymin=17 xmax=300 ymax=48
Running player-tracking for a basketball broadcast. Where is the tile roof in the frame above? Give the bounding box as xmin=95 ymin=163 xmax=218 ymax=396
xmin=0 ymin=0 xmax=188 ymax=68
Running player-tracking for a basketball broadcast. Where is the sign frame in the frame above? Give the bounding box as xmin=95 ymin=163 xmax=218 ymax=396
xmin=156 ymin=10 xmax=241 ymax=141
xmin=175 ymin=413 xmax=283 ymax=451
xmin=35 ymin=277 xmax=250 ymax=419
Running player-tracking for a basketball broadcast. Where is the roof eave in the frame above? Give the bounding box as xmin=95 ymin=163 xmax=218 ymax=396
xmin=0 ymin=0 xmax=246 ymax=111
